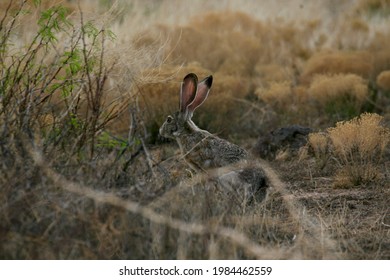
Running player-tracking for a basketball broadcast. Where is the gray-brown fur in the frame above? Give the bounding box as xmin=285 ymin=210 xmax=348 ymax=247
xmin=217 ymin=167 xmax=268 ymax=205
xmin=160 ymin=111 xmax=248 ymax=171
xmin=238 ymin=167 xmax=268 ymax=203
xmin=159 ymin=73 xmax=268 ymax=203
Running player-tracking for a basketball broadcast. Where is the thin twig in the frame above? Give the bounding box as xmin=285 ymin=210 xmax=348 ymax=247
xmin=30 ymin=145 xmax=283 ymax=259
xmin=140 ymin=137 xmax=157 ymax=178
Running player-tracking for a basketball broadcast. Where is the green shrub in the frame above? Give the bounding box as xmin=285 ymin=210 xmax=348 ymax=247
xmin=0 ymin=1 xmax=119 ymax=158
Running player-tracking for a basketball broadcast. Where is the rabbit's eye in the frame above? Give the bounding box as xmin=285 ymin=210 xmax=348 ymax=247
xmin=166 ymin=116 xmax=173 ymax=123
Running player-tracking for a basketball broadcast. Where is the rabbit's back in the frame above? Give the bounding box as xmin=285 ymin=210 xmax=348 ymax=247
xmin=178 ymin=130 xmax=248 ymax=170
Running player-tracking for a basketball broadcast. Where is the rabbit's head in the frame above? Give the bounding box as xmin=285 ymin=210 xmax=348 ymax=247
xmin=159 ymin=73 xmax=213 ymax=139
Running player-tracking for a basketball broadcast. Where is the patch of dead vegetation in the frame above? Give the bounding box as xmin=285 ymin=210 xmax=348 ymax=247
xmin=1 ymin=0 xmax=390 ymax=260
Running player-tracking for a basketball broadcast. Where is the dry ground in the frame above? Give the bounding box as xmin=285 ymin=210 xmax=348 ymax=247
xmin=0 ymin=0 xmax=389 ymax=259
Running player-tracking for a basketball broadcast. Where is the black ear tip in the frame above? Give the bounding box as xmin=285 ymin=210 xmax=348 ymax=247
xmin=205 ymin=75 xmax=213 ymax=87
xmin=184 ymin=73 xmax=198 ymax=81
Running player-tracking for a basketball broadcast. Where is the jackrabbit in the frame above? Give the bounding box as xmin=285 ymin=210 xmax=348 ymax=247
xmin=159 ymin=73 xmax=268 ymax=203
xmin=159 ymin=73 xmax=249 ymax=171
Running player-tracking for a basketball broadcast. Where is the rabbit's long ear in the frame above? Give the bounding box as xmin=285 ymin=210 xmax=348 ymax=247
xmin=180 ymin=73 xmax=198 ymax=113
xmin=186 ymin=75 xmax=213 ymax=114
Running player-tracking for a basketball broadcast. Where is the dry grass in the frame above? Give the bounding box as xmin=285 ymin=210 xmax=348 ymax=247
xmin=328 ymin=113 xmax=389 ymax=187
xmin=1 ymin=0 xmax=390 ymax=260
xmin=122 ymin=4 xmax=390 ymax=130
xmin=255 ymin=73 xmax=370 ymax=124
xmin=256 ymin=81 xmax=293 ymax=110
xmin=377 ymin=70 xmax=390 ymax=91
xmin=309 ymin=113 xmax=390 ymax=188
xmin=308 ymin=74 xmax=369 ymax=118
xmin=308 ymin=132 xmax=330 ymax=169
xmin=354 ymin=0 xmax=390 ymax=16
xmin=300 ymin=51 xmax=373 ymax=84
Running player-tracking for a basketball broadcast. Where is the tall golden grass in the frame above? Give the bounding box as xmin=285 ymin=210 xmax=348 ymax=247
xmin=1 ymin=0 xmax=389 ymax=260
xmin=309 ymin=113 xmax=390 ymax=187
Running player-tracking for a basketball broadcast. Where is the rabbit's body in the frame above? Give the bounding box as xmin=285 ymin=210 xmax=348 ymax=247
xmin=159 ymin=73 xmax=268 ymax=204
xmin=160 ymin=111 xmax=248 ymax=171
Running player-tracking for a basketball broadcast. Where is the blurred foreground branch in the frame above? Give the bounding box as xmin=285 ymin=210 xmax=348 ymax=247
xmin=30 ymin=143 xmax=284 ymax=259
